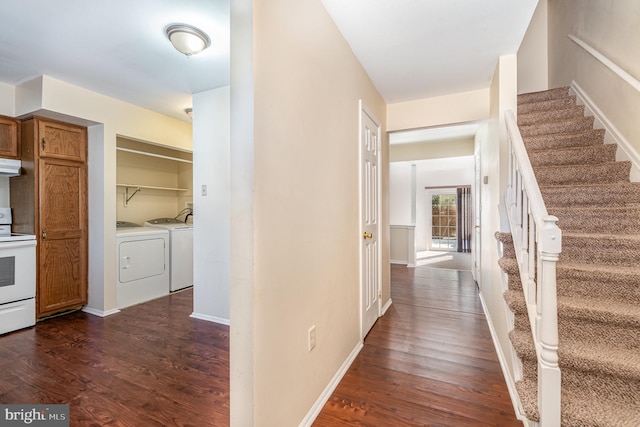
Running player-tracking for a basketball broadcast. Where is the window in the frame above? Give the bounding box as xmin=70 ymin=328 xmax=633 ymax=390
xmin=431 ymin=194 xmax=457 ymax=250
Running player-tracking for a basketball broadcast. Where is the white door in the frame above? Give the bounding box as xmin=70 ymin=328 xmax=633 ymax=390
xmin=360 ymin=102 xmax=381 ymax=339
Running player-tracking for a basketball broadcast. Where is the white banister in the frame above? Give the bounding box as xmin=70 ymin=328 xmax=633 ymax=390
xmin=504 ymin=110 xmax=562 ymax=426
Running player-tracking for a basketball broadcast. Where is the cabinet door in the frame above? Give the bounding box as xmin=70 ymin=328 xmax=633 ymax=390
xmin=37 ymin=158 xmax=88 ymax=317
xmin=38 ymin=119 xmax=87 ymax=162
xmin=0 ymin=117 xmax=19 ymax=158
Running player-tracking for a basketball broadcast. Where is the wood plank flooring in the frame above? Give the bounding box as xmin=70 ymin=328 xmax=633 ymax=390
xmin=0 ymin=264 xmax=519 ymax=426
xmin=313 ymin=264 xmax=522 ymax=426
xmin=0 ymin=290 xmax=229 ymax=427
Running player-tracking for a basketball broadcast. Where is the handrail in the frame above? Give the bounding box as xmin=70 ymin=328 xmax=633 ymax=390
xmin=504 ymin=110 xmax=562 ymax=426
xmin=569 ymin=34 xmax=640 ymax=93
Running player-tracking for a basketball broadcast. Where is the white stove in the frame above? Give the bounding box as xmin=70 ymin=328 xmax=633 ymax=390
xmin=0 ymin=207 xmax=37 ymax=335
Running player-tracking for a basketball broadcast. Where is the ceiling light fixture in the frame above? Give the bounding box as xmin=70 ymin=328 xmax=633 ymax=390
xmin=165 ymin=24 xmax=211 ymax=57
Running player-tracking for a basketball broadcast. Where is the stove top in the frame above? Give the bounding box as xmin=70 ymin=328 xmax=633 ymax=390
xmin=0 ymin=233 xmax=37 ymax=243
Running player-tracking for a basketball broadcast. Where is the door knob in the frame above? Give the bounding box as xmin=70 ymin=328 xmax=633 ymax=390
xmin=362 ymin=232 xmax=372 ymax=239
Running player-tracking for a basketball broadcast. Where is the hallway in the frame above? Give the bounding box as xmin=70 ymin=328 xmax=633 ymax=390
xmin=314 ymin=264 xmax=522 ymax=426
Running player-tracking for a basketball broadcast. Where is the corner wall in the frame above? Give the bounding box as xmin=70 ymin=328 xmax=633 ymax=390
xmin=518 ymin=0 xmax=549 ymax=94
xmin=481 ymin=54 xmax=518 ymax=383
xmin=230 ymin=0 xmax=387 ymax=425
xmin=192 ymin=86 xmax=231 ymax=323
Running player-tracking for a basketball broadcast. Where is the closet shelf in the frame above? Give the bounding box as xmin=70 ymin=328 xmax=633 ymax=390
xmin=116 ymin=147 xmax=192 ymax=164
xmin=117 ymin=184 xmax=189 ymax=206
xmin=117 ymin=184 xmax=189 ymax=192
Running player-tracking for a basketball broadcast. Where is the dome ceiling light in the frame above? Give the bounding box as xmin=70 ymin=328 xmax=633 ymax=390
xmin=165 ymin=24 xmax=211 ymax=57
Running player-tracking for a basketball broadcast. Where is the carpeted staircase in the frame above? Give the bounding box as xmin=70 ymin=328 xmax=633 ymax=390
xmin=497 ymin=87 xmax=640 ymax=426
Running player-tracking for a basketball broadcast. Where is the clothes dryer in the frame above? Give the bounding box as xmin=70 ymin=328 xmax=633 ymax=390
xmin=116 ymin=227 xmax=169 ymax=308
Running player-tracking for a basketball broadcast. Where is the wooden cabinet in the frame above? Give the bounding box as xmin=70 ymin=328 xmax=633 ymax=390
xmin=10 ymin=117 xmax=88 ymax=318
xmin=0 ymin=116 xmax=19 ymax=158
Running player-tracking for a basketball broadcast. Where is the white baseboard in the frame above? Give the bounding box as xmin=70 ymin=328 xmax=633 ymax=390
xmin=190 ymin=312 xmax=230 ymax=326
xmin=298 ymin=341 xmax=364 ymax=427
xmin=479 ymin=291 xmax=527 ymax=423
xmin=570 ymin=80 xmax=640 ymax=182
xmin=390 ymin=260 xmax=407 ymax=265
xmin=82 ymin=306 xmax=121 ymax=317
xmin=381 ymin=298 xmax=393 ymax=315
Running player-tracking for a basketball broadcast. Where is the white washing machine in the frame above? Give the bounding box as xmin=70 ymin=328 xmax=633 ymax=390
xmin=144 ymin=218 xmax=193 ymax=292
xmin=116 ymin=226 xmax=170 ymax=308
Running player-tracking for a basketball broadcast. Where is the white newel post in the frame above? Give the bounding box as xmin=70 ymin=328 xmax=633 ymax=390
xmin=537 ymin=216 xmax=562 ymax=426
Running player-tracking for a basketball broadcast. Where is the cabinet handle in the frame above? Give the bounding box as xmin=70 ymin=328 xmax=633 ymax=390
xmin=41 ymin=138 xmax=46 ymax=151
xmin=42 ymin=230 xmax=47 ymax=240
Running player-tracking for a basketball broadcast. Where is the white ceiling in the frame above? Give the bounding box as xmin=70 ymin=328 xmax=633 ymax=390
xmin=0 ymin=1 xmax=536 ymax=125
xmin=321 ymin=0 xmax=537 ymax=103
xmin=0 ymin=0 xmax=229 ymax=122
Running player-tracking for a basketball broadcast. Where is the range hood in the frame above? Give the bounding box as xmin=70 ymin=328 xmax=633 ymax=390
xmin=0 ymin=158 xmax=21 ymax=176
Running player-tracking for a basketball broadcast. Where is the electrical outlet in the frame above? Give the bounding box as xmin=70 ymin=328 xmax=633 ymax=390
xmin=201 ymin=184 xmax=207 ymax=196
xmin=308 ymin=325 xmax=316 ymax=351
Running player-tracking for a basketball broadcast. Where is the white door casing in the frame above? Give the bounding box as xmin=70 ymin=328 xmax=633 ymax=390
xmin=473 ymin=135 xmax=482 ymax=286
xmin=359 ymin=101 xmax=381 ymax=340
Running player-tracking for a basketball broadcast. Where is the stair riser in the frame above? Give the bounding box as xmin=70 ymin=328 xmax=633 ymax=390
xmin=529 ymin=145 xmax=616 ymax=167
xmin=541 ymin=186 xmax=640 ymax=207
xmin=562 ymin=368 xmax=640 ymax=407
xmin=535 ymin=162 xmax=631 ymax=185
xmin=518 ymin=96 xmax=577 ymax=115
xmin=561 ymin=242 xmax=640 ymax=268
xmin=554 ymin=213 xmax=640 ymax=234
xmin=524 ymin=129 xmax=605 ymax=151
xmin=520 ymin=117 xmax=594 ymax=137
xmin=518 ymin=106 xmax=585 ymax=126
xmin=557 ymin=276 xmax=640 ymax=305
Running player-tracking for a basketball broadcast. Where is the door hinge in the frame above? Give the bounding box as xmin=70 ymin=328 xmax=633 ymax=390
xmin=41 ymin=229 xmax=47 ymax=240
xmin=41 ymin=138 xmax=46 ymax=151
xmin=378 ymin=291 xmax=382 ymax=299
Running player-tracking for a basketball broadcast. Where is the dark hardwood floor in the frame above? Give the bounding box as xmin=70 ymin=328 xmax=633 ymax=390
xmin=1 ymin=264 xmax=519 ymax=426
xmin=0 ymin=289 xmax=229 ymax=427
xmin=313 ymin=264 xmax=522 ymax=426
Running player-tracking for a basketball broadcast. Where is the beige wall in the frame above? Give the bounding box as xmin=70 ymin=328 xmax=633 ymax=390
xmin=518 ymin=0 xmax=549 ymax=94
xmin=231 ymin=0 xmax=387 ymax=425
xmin=549 ymin=0 xmax=640 ymax=150
xmin=389 ymin=137 xmax=474 ymax=162
xmin=0 ymin=82 xmax=15 ymax=116
xmin=387 ymin=88 xmax=490 ymax=132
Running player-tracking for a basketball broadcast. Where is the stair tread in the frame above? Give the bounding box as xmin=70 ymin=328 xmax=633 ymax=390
xmin=535 ymin=160 xmax=629 ymax=170
xmin=527 ymin=143 xmax=614 ymax=154
xmin=540 ymin=182 xmax=640 ymax=190
xmin=563 ymin=231 xmax=640 ymax=240
xmin=517 ymin=87 xmax=570 ymax=105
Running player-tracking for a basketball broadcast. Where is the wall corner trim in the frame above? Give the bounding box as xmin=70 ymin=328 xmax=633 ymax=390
xmin=82 ymin=307 xmax=121 ymax=317
xmin=189 ymin=312 xmax=231 ymax=326
xmin=381 ymin=298 xmax=393 ymax=315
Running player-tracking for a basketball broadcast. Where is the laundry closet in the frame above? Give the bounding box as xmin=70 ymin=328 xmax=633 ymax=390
xmin=115 ymin=137 xmax=193 ymax=309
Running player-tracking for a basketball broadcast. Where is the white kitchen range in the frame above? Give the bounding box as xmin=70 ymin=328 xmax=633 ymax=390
xmin=0 ymin=206 xmax=37 ymax=335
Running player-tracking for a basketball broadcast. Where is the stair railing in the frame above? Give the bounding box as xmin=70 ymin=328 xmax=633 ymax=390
xmin=504 ymin=110 xmax=562 ymax=426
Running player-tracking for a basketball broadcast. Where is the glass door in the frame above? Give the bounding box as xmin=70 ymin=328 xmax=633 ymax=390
xmin=431 ymin=193 xmax=457 ymax=251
